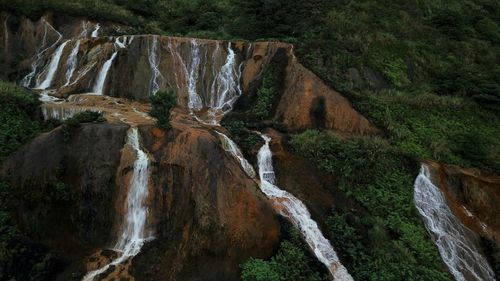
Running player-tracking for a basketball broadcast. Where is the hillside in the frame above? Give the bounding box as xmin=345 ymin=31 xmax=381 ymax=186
xmin=0 ymin=1 xmax=499 ymax=281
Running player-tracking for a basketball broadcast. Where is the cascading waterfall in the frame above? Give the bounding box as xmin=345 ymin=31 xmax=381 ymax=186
xmin=20 ymin=18 xmax=62 ymax=87
xmin=79 ymin=21 xmax=90 ymax=38
xmin=186 ymin=39 xmax=203 ymax=110
xmin=91 ymin=23 xmax=100 ymax=38
xmin=82 ymin=127 xmax=152 ymax=281
xmin=209 ymin=42 xmax=241 ymax=111
xmin=414 ymin=164 xmax=495 ymax=281
xmin=216 ymin=131 xmax=256 ymax=178
xmin=92 ymin=50 xmax=118 ymax=95
xmin=256 ymin=134 xmax=354 ymax=281
xmin=148 ymin=36 xmax=164 ymax=95
xmin=182 ymin=40 xmax=242 ymax=124
xmin=35 ymin=40 xmax=69 ymax=89
xmin=64 ymin=40 xmax=80 ymax=86
xmin=42 ymin=106 xmax=100 ymax=120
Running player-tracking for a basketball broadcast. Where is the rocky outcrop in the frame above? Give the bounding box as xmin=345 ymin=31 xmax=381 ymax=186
xmin=427 ymin=161 xmax=500 ymax=242
xmin=275 ymin=58 xmax=378 ymax=135
xmin=0 ymin=123 xmax=129 ymax=277
xmin=130 ymin=121 xmax=280 ymax=281
xmin=2 ymin=11 xmax=378 ymax=135
xmin=0 ymin=11 xmax=130 ymax=81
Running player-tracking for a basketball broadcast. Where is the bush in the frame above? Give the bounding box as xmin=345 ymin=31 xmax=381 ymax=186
xmin=0 ymin=81 xmax=41 ymax=161
xmin=241 ymin=224 xmax=328 ymax=281
xmin=149 ymin=89 xmax=177 ymax=131
xmin=62 ymin=111 xmax=105 ymax=142
xmin=290 ymin=131 xmax=451 ymax=281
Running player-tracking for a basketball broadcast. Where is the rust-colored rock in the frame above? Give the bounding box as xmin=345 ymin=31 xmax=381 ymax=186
xmin=130 ymin=123 xmax=280 ymax=281
xmin=427 ymin=161 xmax=500 ymax=242
xmin=275 ymin=57 xmax=379 ymax=135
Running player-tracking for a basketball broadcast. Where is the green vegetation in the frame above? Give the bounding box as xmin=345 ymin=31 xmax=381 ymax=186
xmin=353 ymin=91 xmax=500 ymax=172
xmin=61 ymin=110 xmax=105 ymax=141
xmin=149 ymin=89 xmax=177 ymax=130
xmin=0 ymin=81 xmax=60 ymax=280
xmin=0 ymin=81 xmax=41 ymax=161
xmin=290 ymin=131 xmax=451 ymax=281
xmin=241 ymin=222 xmax=328 ymax=281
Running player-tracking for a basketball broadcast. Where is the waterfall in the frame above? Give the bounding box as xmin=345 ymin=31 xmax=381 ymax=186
xmin=35 ymin=40 xmax=69 ymax=89
xmin=414 ymin=164 xmax=495 ymax=281
xmin=82 ymin=127 xmax=152 ymax=281
xmin=79 ymin=21 xmax=90 ymax=38
xmin=91 ymin=23 xmax=100 ymax=38
xmin=20 ymin=18 xmax=62 ymax=87
xmin=41 ymin=106 xmax=100 ymax=120
xmin=148 ymin=36 xmax=164 ymax=95
xmin=92 ymin=51 xmax=118 ymax=95
xmin=216 ymin=131 xmax=256 ymax=178
xmin=64 ymin=40 xmax=80 ymax=86
xmin=115 ymin=36 xmax=128 ymax=49
xmin=187 ymin=39 xmax=203 ymax=110
xmin=209 ymin=42 xmax=241 ymax=111
xmin=255 ymin=134 xmax=354 ymax=281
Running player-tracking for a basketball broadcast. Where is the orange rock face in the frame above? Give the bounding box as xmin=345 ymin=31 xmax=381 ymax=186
xmin=275 ymin=59 xmax=378 ymax=135
xmin=128 ymin=123 xmax=280 ymax=281
xmin=427 ymin=161 xmax=500 ymax=242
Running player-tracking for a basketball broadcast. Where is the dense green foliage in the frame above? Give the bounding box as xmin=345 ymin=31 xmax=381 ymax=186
xmin=61 ymin=110 xmax=105 ymax=141
xmin=290 ymin=131 xmax=451 ymax=281
xmin=0 ymin=181 xmax=61 ymax=281
xmin=149 ymin=89 xmax=177 ymax=130
xmin=241 ymin=223 xmax=328 ymax=281
xmin=0 ymin=82 xmax=60 ymax=281
xmin=353 ymin=91 xmax=500 ymax=172
xmin=0 ymin=81 xmax=41 ymax=161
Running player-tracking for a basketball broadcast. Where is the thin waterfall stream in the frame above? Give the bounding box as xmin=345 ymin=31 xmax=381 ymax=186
xmin=64 ymin=40 xmax=80 ymax=86
xmin=414 ymin=164 xmax=495 ymax=281
xmin=216 ymin=130 xmax=353 ymax=281
xmin=92 ymin=50 xmax=118 ymax=95
xmin=35 ymin=39 xmax=69 ymax=89
xmin=82 ymin=127 xmax=152 ymax=281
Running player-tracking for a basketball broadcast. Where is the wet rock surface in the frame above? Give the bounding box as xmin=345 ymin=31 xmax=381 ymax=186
xmin=0 ymin=123 xmax=129 ymax=278
xmin=427 ymin=161 xmax=500 ymax=242
xmin=130 ymin=123 xmax=280 ymax=281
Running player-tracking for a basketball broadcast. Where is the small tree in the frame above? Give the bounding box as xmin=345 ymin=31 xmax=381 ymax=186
xmin=150 ymin=89 xmax=177 ymax=130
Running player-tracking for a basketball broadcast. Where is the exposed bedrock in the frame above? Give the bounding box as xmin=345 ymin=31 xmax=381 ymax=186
xmin=426 ymin=161 xmax=500 ymax=243
xmin=0 ymin=123 xmax=129 ymax=277
xmin=130 ymin=123 xmax=280 ymax=281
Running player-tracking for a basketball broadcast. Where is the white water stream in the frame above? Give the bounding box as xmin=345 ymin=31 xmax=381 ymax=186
xmin=186 ymin=39 xmax=203 ymax=110
xmin=91 ymin=23 xmax=100 ymax=38
xmin=209 ymin=42 xmax=241 ymax=111
xmin=256 ymin=134 xmax=354 ymax=281
xmin=148 ymin=36 xmax=164 ymax=95
xmin=20 ymin=18 xmax=62 ymax=87
xmin=82 ymin=127 xmax=152 ymax=281
xmin=35 ymin=40 xmax=69 ymax=89
xmin=92 ymin=51 xmax=117 ymax=95
xmin=414 ymin=164 xmax=495 ymax=281
xmin=216 ymin=131 xmax=256 ymax=178
xmin=64 ymin=40 xmax=80 ymax=86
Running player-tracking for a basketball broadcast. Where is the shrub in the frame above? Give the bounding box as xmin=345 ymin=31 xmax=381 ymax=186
xmin=241 ymin=224 xmax=328 ymax=281
xmin=62 ymin=110 xmax=105 ymax=142
xmin=149 ymin=89 xmax=177 ymax=131
xmin=0 ymin=81 xmax=41 ymax=160
xmin=290 ymin=131 xmax=451 ymax=281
